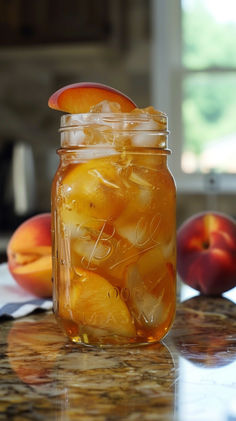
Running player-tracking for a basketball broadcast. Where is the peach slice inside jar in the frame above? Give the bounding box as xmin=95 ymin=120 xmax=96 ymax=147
xmin=71 ymin=228 xmax=140 ymax=287
xmin=126 ymin=264 xmax=175 ymax=330
xmin=61 ymin=155 xmax=127 ymax=224
xmin=63 ymin=267 xmax=136 ymax=338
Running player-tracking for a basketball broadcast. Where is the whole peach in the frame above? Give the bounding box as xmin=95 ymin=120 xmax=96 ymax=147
xmin=7 ymin=213 xmax=52 ymax=297
xmin=177 ymin=211 xmax=236 ymax=295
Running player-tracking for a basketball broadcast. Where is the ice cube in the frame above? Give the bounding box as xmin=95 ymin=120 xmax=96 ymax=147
xmin=61 ymin=128 xmax=86 ymax=147
xmin=131 ymin=106 xmax=167 ymax=127
xmin=128 ymin=171 xmax=154 ymax=188
xmin=71 ymin=223 xmax=139 ymax=285
xmin=61 ymin=126 xmax=112 ymax=148
xmin=115 ymin=208 xmax=161 ymax=248
xmin=128 ymin=107 xmax=167 ymax=148
xmin=72 ymin=235 xmax=113 ymax=271
xmin=162 ymin=237 xmax=176 ymax=260
xmin=90 ymin=100 xmax=121 ymax=113
xmin=126 ymin=265 xmax=168 ymax=327
xmin=115 ymin=215 xmax=149 ymax=247
xmin=114 ymin=165 xmax=157 ymax=247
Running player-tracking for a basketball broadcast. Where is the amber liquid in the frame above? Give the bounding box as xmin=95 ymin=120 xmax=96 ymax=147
xmin=52 ymin=149 xmax=176 ymax=346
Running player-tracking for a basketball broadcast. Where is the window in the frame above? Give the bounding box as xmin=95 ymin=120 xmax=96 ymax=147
xmin=151 ymin=0 xmax=236 ymax=193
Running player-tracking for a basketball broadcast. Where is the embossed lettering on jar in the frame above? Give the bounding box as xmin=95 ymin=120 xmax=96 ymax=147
xmin=51 ymin=112 xmax=176 ymax=346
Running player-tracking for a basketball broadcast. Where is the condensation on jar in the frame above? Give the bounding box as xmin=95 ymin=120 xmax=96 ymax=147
xmin=51 ymin=111 xmax=176 ymax=347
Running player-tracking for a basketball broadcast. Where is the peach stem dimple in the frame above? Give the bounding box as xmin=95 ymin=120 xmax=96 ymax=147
xmin=202 ymin=240 xmax=210 ymax=250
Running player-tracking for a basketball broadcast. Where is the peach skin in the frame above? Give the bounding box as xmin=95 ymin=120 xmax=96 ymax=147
xmin=7 ymin=213 xmax=52 ymax=297
xmin=48 ymin=82 xmax=136 ymax=113
xmin=177 ymin=211 xmax=236 ymax=295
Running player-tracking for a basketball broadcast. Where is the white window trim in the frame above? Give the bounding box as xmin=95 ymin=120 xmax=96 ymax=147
xmin=150 ymin=0 xmax=236 ymax=194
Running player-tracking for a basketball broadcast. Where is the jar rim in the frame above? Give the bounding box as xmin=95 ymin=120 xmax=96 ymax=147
xmin=59 ymin=112 xmax=169 ymax=150
xmin=60 ymin=112 xmax=168 ymax=133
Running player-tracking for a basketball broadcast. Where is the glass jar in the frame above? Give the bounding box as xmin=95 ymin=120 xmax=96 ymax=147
xmin=51 ymin=112 xmax=176 ymax=347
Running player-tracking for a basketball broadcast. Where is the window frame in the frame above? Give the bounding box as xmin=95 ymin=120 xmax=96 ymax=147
xmin=150 ymin=0 xmax=236 ymax=194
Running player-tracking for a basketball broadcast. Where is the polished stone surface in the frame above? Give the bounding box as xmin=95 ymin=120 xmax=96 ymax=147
xmin=0 ymin=284 xmax=236 ymax=421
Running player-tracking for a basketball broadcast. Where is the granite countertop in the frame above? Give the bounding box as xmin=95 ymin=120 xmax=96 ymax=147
xmin=0 ymin=284 xmax=236 ymax=421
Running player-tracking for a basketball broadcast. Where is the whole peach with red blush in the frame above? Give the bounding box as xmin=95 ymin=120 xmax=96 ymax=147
xmin=177 ymin=211 xmax=236 ymax=295
xmin=7 ymin=213 xmax=52 ymax=298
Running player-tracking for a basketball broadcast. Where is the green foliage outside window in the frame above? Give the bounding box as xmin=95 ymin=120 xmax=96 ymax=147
xmin=182 ymin=0 xmax=236 ymax=158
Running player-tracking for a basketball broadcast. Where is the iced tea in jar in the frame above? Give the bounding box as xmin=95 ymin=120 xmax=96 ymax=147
xmin=50 ymin=84 xmax=176 ymax=347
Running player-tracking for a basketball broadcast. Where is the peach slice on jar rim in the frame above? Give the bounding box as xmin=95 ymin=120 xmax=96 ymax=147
xmin=48 ymin=82 xmax=136 ymax=113
xmin=64 ymin=267 xmax=136 ymax=338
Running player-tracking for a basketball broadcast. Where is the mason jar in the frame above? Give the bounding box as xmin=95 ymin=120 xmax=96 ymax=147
xmin=51 ymin=111 xmax=176 ymax=347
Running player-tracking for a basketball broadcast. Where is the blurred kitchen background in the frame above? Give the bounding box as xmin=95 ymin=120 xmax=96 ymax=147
xmin=0 ymin=0 xmax=236 ymax=261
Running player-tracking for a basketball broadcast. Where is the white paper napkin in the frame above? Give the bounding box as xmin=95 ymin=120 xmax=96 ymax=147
xmin=0 ymin=262 xmax=52 ymax=319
